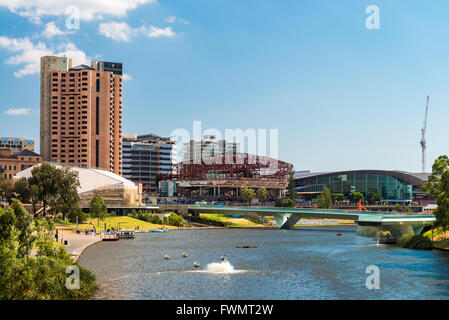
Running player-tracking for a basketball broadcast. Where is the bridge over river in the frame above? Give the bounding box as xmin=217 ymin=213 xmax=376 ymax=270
xmin=188 ymin=206 xmax=436 ymax=239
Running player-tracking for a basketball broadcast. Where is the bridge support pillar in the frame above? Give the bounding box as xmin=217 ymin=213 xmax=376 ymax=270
xmin=272 ymin=213 xmax=301 ymax=229
xmin=384 ymin=223 xmax=426 ymax=240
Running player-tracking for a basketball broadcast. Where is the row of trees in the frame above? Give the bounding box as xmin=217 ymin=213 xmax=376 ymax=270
xmin=315 ymin=187 xmax=382 ymax=209
xmin=130 ymin=210 xmax=184 ymax=227
xmin=240 ymin=187 xmax=269 ymax=206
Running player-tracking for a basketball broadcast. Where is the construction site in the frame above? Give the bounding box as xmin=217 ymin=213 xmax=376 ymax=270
xmin=165 ymin=152 xmax=293 ymax=201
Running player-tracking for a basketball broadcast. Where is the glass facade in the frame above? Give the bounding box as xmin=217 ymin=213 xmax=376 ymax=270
xmin=296 ymin=172 xmax=413 ymax=201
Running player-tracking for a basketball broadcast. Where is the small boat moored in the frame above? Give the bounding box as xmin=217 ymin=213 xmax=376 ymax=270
xmin=117 ymin=229 xmax=136 ymax=239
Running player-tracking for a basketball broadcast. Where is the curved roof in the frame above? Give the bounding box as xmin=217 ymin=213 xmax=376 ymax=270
xmin=294 ymin=170 xmax=427 ymax=186
xmin=15 ymin=164 xmax=137 ymax=195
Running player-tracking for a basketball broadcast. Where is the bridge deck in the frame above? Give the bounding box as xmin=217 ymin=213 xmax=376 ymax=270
xmin=187 ymin=205 xmax=436 ymax=224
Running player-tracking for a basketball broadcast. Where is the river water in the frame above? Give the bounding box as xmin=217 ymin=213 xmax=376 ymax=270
xmin=78 ymin=228 xmax=449 ymax=300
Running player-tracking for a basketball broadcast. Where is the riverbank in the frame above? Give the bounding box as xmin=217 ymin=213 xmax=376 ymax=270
xmin=60 ymin=232 xmax=102 ymax=261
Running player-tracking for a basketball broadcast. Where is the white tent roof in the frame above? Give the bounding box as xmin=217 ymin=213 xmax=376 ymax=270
xmin=15 ymin=164 xmax=137 ymax=195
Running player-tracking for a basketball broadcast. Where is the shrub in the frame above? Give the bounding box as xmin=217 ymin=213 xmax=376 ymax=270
xmin=274 ymin=199 xmax=283 ymax=207
xmin=54 ymin=212 xmax=64 ymax=223
xmin=397 ymin=234 xmax=433 ymax=250
xmin=282 ymin=198 xmax=295 ymax=207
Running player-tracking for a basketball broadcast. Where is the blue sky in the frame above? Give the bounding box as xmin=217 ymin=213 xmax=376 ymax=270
xmin=0 ymin=0 xmax=448 ymax=173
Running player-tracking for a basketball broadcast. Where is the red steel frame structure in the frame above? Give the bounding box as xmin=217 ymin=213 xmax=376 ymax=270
xmin=168 ymin=152 xmax=292 ymax=182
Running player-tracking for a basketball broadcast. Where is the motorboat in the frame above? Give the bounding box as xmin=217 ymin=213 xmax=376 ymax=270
xmin=117 ymin=229 xmax=136 ymax=239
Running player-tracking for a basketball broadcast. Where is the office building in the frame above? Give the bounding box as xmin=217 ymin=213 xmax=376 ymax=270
xmin=0 ymin=137 xmax=35 ymax=154
xmin=122 ymin=133 xmax=176 ymax=195
xmin=294 ymin=170 xmax=430 ymax=204
xmin=40 ymin=56 xmax=123 ymax=174
xmin=182 ymin=135 xmax=239 ymax=163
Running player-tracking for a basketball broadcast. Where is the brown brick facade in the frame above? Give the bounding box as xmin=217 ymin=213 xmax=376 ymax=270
xmin=41 ymin=57 xmax=122 ymax=175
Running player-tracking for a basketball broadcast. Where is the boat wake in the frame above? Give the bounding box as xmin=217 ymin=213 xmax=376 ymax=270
xmin=187 ymin=261 xmax=247 ymax=274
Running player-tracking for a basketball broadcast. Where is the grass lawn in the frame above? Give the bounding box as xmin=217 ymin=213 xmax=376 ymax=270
xmin=54 ymin=216 xmax=177 ymax=233
xmin=422 ymin=227 xmax=449 ymax=250
xmin=199 ymin=214 xmax=267 ymax=227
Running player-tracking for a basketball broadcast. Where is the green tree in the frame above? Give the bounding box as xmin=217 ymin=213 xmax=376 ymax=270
xmin=349 ymin=192 xmax=364 ymax=204
xmin=0 ymin=207 xmax=15 ymax=248
xmin=67 ymin=205 xmax=87 ymax=224
xmin=316 ymin=186 xmax=332 ymax=209
xmin=274 ymin=199 xmax=283 ymax=207
xmin=90 ymin=195 xmax=107 ymax=226
xmin=167 ymin=212 xmax=183 ymax=227
xmin=433 ymin=170 xmax=449 ymax=241
xmin=0 ymin=199 xmax=98 ymax=299
xmin=241 ymin=187 xmax=256 ymax=206
xmin=256 ymin=187 xmax=268 ymax=205
xmin=13 ymin=178 xmax=32 ymax=204
xmin=422 ymin=155 xmax=449 ymax=240
xmin=367 ymin=193 xmax=382 ymax=204
xmin=282 ymin=198 xmax=296 ymax=207
xmin=28 ymin=163 xmax=60 ymax=216
xmin=10 ymin=199 xmax=36 ymax=259
xmin=54 ymin=166 xmax=80 ymax=220
xmin=0 ymin=179 xmax=14 ymax=204
xmin=287 ymin=169 xmax=296 ymax=201
xmin=422 ymin=155 xmax=449 ymax=197
xmin=149 ymin=214 xmax=162 ymax=225
xmin=332 ymin=193 xmax=344 ymax=203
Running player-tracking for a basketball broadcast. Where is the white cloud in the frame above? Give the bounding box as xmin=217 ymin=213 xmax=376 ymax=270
xmin=0 ymin=36 xmax=89 ymax=77
xmin=98 ymin=22 xmax=175 ymax=42
xmin=166 ymin=16 xmax=176 ymax=24
xmin=179 ymin=18 xmax=189 ymax=25
xmin=122 ymin=73 xmax=132 ymax=81
xmin=143 ymin=26 xmax=175 ymax=38
xmin=42 ymin=21 xmax=73 ymax=38
xmin=165 ymin=16 xmax=189 ymax=25
xmin=5 ymin=108 xmax=31 ymax=115
xmin=98 ymin=21 xmax=135 ymax=42
xmin=0 ymin=0 xmax=155 ymax=22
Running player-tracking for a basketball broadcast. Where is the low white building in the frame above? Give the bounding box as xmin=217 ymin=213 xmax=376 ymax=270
xmin=423 ymin=204 xmax=437 ymax=214
xmin=16 ymin=164 xmax=142 ymax=208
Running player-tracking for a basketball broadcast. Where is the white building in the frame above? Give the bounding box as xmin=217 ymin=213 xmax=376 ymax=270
xmin=16 ymin=164 xmax=142 ymax=208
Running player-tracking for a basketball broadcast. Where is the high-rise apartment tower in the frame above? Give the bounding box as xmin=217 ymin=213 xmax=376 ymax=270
xmin=40 ymin=56 xmax=123 ymax=174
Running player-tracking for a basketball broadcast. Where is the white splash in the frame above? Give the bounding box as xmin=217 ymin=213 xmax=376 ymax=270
xmin=188 ymin=261 xmax=246 ymax=274
xmin=206 ymin=261 xmax=236 ymax=273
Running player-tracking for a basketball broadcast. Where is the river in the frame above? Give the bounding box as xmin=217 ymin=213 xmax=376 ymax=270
xmin=78 ymin=228 xmax=449 ymax=300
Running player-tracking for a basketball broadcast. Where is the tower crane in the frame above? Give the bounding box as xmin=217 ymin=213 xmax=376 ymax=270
xmin=420 ymin=96 xmax=430 ymax=173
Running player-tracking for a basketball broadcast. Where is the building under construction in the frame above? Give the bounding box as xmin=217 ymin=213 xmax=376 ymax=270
xmin=166 ymin=152 xmax=293 ymax=200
